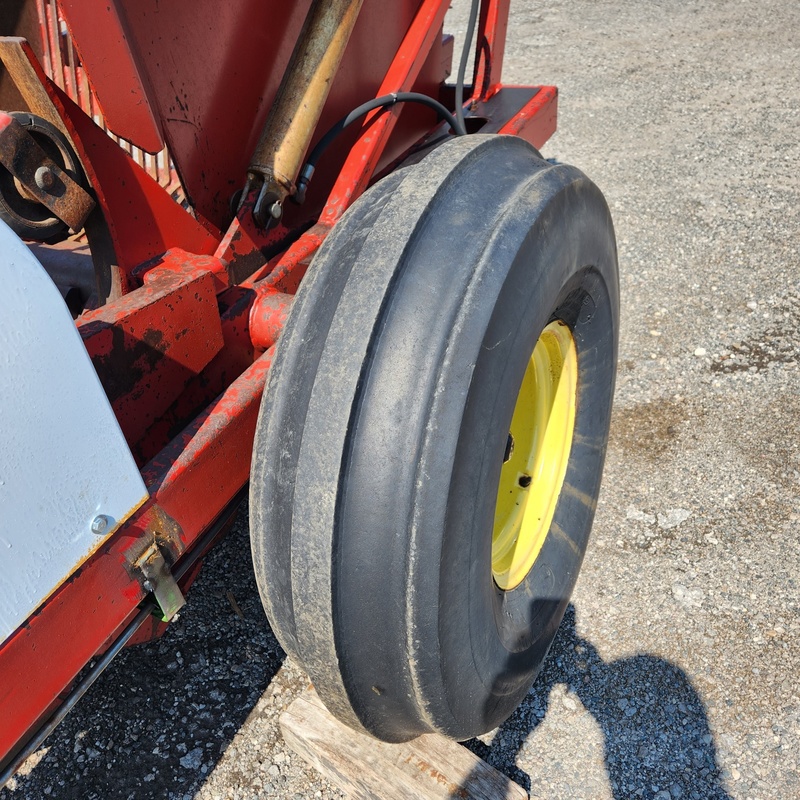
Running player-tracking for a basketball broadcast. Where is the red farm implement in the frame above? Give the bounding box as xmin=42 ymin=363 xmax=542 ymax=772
xmin=0 ymin=0 xmax=618 ymax=783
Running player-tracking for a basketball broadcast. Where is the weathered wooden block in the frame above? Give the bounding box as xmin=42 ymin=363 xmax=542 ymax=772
xmin=279 ymin=687 xmax=528 ymax=800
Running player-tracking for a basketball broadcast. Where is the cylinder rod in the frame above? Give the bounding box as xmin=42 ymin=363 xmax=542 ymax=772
xmin=247 ymin=0 xmax=365 ymax=227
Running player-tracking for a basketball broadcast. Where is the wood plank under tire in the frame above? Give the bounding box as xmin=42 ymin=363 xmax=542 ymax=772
xmin=279 ymin=687 xmax=528 ymax=800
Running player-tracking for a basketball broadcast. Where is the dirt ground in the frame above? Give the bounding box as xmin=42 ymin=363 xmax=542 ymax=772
xmin=3 ymin=1 xmax=798 ymax=798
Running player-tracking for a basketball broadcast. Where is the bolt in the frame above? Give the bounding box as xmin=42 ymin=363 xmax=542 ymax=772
xmin=269 ymin=200 xmax=282 ymax=220
xmin=34 ymin=165 xmax=56 ymax=192
xmin=143 ymin=580 xmax=155 ymax=593
xmin=90 ymin=514 xmax=109 ymax=534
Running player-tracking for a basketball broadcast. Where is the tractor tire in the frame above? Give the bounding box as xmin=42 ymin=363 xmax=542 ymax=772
xmin=250 ymin=134 xmax=619 ymax=742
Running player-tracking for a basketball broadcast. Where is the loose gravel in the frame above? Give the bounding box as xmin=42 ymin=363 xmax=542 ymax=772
xmin=3 ymin=1 xmax=798 ymax=798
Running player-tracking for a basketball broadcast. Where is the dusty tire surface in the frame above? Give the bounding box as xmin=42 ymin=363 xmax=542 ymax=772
xmin=250 ymin=134 xmax=619 ymax=741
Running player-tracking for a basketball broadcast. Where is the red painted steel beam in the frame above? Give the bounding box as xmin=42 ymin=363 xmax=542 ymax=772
xmin=0 ymin=502 xmax=169 ymax=770
xmin=320 ymin=0 xmax=451 ymax=226
xmin=142 ymin=351 xmax=273 ymax=533
xmin=472 ymin=0 xmax=511 ymax=100
xmin=497 ymin=86 xmax=558 ymax=150
xmin=79 ymin=251 xmax=225 ymax=453
xmin=0 ymin=349 xmax=274 ymax=769
xmin=241 ymin=222 xmax=326 ymax=291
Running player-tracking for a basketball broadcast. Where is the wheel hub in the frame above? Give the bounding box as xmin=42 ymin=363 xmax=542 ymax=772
xmin=491 ymin=319 xmax=578 ymax=591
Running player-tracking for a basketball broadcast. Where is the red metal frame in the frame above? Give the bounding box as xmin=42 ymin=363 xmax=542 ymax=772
xmin=54 ymin=0 xmax=165 ymax=154
xmin=0 ymin=0 xmax=558 ymax=774
xmin=57 ymin=0 xmax=450 ymax=230
xmin=472 ymin=0 xmax=511 ymax=100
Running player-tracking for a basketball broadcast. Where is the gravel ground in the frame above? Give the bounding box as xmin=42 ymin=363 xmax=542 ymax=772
xmin=3 ymin=1 xmax=799 ymax=798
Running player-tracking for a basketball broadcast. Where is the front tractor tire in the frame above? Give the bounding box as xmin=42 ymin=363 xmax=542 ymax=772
xmin=250 ymin=134 xmax=619 ymax=742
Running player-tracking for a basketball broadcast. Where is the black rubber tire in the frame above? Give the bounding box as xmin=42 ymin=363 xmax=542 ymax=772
xmin=0 ymin=112 xmax=84 ymax=242
xmin=250 ymin=134 xmax=619 ymax=742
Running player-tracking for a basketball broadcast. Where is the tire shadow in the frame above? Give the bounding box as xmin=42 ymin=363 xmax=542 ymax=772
xmin=1 ymin=503 xmax=286 ymax=800
xmin=456 ymin=603 xmax=732 ymax=800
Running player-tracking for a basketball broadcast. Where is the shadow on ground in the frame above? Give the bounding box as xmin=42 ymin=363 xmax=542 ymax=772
xmin=458 ymin=603 xmax=732 ymax=800
xmin=2 ymin=503 xmax=284 ymax=800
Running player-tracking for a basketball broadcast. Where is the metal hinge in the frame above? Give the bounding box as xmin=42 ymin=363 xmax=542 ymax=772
xmin=133 ymin=543 xmax=186 ymax=621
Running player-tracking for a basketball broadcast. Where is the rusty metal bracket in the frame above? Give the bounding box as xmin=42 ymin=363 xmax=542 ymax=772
xmin=124 ymin=504 xmax=185 ymax=621
xmin=132 ymin=542 xmax=186 ymax=622
xmin=0 ymin=111 xmax=95 ymax=231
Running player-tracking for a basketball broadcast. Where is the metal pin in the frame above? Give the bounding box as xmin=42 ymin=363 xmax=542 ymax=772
xmin=34 ymin=165 xmax=56 ymax=192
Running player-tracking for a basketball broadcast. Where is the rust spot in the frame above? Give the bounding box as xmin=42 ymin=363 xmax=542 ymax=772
xmin=142 ymin=327 xmax=166 ymax=351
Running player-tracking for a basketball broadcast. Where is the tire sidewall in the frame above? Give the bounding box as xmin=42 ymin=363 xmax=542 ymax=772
xmin=250 ymin=134 xmax=619 ymax=742
xmin=434 ymin=174 xmax=619 ymax=736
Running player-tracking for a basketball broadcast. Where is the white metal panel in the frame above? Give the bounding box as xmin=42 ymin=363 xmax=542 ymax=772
xmin=0 ymin=222 xmax=148 ymax=644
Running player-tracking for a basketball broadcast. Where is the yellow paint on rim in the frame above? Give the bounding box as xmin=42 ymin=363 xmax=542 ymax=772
xmin=491 ymin=320 xmax=577 ymax=591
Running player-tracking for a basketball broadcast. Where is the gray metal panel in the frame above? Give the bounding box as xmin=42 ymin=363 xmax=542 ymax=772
xmin=0 ymin=221 xmax=148 ymax=645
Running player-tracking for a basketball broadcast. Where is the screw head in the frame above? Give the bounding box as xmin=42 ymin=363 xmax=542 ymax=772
xmin=34 ymin=165 xmax=56 ymax=192
xmin=90 ymin=514 xmax=109 ymax=534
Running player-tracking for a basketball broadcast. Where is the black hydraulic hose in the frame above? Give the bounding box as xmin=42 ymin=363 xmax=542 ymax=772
xmin=455 ymin=0 xmax=481 ymax=138
xmin=294 ymin=0 xmax=482 ymax=205
xmin=295 ymin=92 xmax=464 ymax=203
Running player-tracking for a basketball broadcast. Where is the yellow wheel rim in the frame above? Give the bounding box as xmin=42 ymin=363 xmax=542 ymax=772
xmin=491 ymin=320 xmax=578 ymax=591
